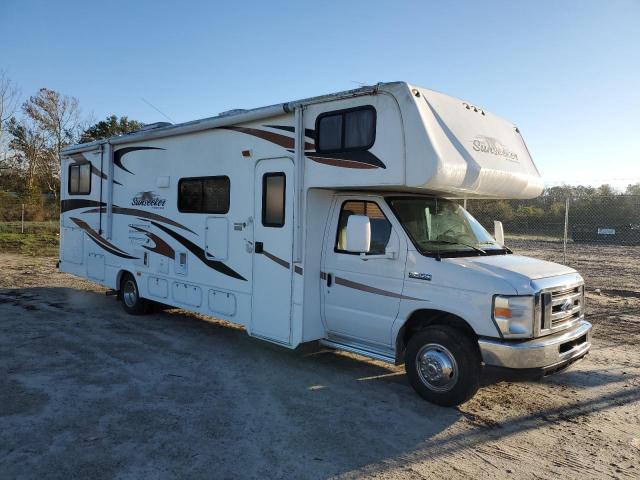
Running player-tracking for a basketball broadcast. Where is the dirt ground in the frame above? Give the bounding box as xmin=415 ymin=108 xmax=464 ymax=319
xmin=1 ymin=251 xmax=639 ymax=479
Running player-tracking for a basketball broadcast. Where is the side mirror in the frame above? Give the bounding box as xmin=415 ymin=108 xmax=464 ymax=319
xmin=345 ymin=215 xmax=371 ymax=253
xmin=494 ymin=220 xmax=505 ymax=245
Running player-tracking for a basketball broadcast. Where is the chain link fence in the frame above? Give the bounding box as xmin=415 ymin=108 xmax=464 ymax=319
xmin=464 ymin=195 xmax=640 ymax=295
xmin=0 ymin=191 xmax=638 ymax=297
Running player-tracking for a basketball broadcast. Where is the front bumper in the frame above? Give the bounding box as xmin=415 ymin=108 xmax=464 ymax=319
xmin=478 ymin=320 xmax=592 ymax=370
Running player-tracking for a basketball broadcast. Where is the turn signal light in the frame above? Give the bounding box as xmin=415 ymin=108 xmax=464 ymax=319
xmin=494 ymin=307 xmax=512 ymax=318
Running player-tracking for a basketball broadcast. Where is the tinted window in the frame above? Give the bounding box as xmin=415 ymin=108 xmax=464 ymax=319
xmin=178 ymin=176 xmax=230 ymax=213
xmin=344 ymin=108 xmax=375 ymax=149
xmin=202 ymin=177 xmax=230 ymax=213
xmin=68 ymin=163 xmax=91 ymax=195
xmin=262 ymin=173 xmax=285 ymax=227
xmin=335 ymin=200 xmax=391 ymax=255
xmin=316 ymin=106 xmax=376 ymax=153
xmin=317 ymin=114 xmax=342 ymax=151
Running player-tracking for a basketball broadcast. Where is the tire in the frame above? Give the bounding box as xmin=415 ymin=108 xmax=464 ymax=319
xmin=404 ymin=326 xmax=481 ymax=407
xmin=119 ymin=273 xmax=149 ymax=315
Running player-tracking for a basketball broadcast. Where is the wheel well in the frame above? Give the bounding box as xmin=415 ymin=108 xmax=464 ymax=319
xmin=115 ymin=270 xmax=132 ymax=291
xmin=395 ymin=309 xmax=478 ymax=365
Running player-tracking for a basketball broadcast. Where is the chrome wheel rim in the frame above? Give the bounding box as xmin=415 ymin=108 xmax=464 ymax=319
xmin=122 ymin=280 xmax=138 ymax=308
xmin=416 ymin=343 xmax=458 ymax=392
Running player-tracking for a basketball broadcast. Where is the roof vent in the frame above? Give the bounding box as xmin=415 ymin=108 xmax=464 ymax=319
xmin=138 ymin=122 xmax=172 ymax=131
xmin=218 ymin=108 xmax=248 ymax=117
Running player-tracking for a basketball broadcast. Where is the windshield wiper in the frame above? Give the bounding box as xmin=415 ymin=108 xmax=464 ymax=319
xmin=477 ymin=241 xmax=512 ymax=254
xmin=429 ymin=240 xmax=487 ymax=255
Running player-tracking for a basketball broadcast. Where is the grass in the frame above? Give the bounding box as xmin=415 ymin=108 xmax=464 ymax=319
xmin=0 ymin=221 xmax=59 ymax=234
xmin=505 ymin=233 xmax=564 ymax=243
xmin=0 ymin=232 xmax=59 ymax=257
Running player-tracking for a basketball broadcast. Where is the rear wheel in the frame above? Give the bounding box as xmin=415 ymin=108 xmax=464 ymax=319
xmin=119 ymin=273 xmax=149 ymax=315
xmin=405 ymin=326 xmax=480 ymax=407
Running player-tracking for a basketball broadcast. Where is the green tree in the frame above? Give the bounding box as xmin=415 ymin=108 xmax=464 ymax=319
xmin=625 ymin=183 xmax=640 ymax=195
xmin=79 ymin=115 xmax=144 ymax=143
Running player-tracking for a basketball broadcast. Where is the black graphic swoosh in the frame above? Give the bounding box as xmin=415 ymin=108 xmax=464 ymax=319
xmin=70 ymin=217 xmax=139 ymax=259
xmin=305 ymin=149 xmax=386 ymax=169
xmin=265 ymin=125 xmax=316 ymax=140
xmin=83 ymin=206 xmax=197 ymax=235
xmin=61 ymin=199 xmax=106 ymax=213
xmin=148 ymin=220 xmax=246 ymax=281
xmin=70 ymin=154 xmax=122 ymax=185
xmin=114 ymin=146 xmax=165 ymax=174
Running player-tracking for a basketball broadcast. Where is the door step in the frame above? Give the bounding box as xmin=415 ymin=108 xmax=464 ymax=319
xmin=319 ymin=339 xmax=395 ymax=364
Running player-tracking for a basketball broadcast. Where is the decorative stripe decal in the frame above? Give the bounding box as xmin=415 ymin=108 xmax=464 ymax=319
xmin=260 ymin=249 xmax=303 ymax=275
xmin=61 ymin=199 xmax=105 ymax=214
xmin=70 ymin=154 xmax=122 ymax=186
xmin=219 ymin=125 xmax=384 ymax=170
xmin=129 ymin=225 xmax=175 ymax=260
xmin=262 ymin=249 xmax=290 ymax=269
xmin=82 ymin=206 xmax=197 ymax=235
xmin=148 ymin=220 xmax=247 ymax=281
xmin=307 ymin=155 xmax=378 ymax=170
xmin=320 ymin=271 xmax=425 ymax=301
xmin=219 ymin=126 xmax=314 ymax=150
xmin=114 ymin=146 xmax=165 ymax=175
xmin=307 ymin=150 xmax=386 ymax=169
xmin=70 ymin=217 xmax=139 ymax=259
xmin=265 ymin=125 xmax=316 ymax=140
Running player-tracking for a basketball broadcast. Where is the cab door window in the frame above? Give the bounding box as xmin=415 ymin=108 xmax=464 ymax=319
xmin=335 ymin=200 xmax=391 ymax=255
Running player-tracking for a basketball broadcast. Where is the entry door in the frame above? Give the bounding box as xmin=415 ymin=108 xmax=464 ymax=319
xmin=322 ymin=197 xmax=406 ymax=347
xmin=251 ymin=158 xmax=295 ymax=344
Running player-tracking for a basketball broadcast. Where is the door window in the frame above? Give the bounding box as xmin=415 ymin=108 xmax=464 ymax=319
xmin=262 ymin=173 xmax=286 ymax=227
xmin=335 ymin=200 xmax=391 ymax=255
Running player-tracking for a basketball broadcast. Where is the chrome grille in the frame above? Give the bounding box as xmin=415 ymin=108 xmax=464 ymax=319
xmin=539 ymin=283 xmax=584 ymax=335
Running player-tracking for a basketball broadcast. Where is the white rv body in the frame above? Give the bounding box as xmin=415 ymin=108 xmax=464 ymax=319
xmin=59 ymin=82 xmax=590 ymax=405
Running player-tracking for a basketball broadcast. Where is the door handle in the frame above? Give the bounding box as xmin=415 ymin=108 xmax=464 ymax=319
xmin=327 ymin=273 xmax=332 ymax=287
xmin=254 ymin=241 xmax=263 ymax=254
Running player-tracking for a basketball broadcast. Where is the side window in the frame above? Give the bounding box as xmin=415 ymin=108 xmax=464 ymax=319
xmin=335 ymin=200 xmax=391 ymax=255
xmin=68 ymin=163 xmax=91 ymax=195
xmin=262 ymin=172 xmax=285 ymax=227
xmin=178 ymin=176 xmax=230 ymax=213
xmin=316 ymin=106 xmax=376 ymax=153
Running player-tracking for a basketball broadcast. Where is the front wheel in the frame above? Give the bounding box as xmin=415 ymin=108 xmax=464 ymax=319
xmin=405 ymin=326 xmax=480 ymax=407
xmin=119 ymin=273 xmax=149 ymax=315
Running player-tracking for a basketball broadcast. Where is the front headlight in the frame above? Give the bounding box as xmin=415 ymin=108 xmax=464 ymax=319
xmin=492 ymin=295 xmax=535 ymax=338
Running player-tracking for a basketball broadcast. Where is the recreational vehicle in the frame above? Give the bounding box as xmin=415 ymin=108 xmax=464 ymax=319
xmin=59 ymin=82 xmax=591 ymax=406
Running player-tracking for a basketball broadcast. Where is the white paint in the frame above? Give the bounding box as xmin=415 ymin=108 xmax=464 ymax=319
xmin=57 ymin=81 xmax=584 ymax=378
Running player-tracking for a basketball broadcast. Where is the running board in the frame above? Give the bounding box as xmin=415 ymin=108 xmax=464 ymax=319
xmin=319 ymin=339 xmax=395 ymax=364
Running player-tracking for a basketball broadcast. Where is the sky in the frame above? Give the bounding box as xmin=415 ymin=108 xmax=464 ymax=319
xmin=1 ymin=0 xmax=639 ymax=189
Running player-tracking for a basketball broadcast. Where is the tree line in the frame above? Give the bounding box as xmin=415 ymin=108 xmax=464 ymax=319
xmin=0 ymin=71 xmax=143 ymax=203
xmin=466 ymin=184 xmax=640 ymax=236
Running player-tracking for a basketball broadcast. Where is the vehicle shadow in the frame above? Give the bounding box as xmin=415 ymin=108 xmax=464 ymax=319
xmin=1 ymin=286 xmax=638 ymax=479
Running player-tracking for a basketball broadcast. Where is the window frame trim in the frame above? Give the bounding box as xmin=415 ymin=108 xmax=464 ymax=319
xmin=261 ymin=172 xmax=286 ymax=228
xmin=177 ymin=175 xmax=231 ymax=214
xmin=315 ymin=105 xmax=377 ymax=154
xmin=67 ymin=162 xmax=92 ymax=196
xmin=333 ymin=199 xmax=391 ymax=256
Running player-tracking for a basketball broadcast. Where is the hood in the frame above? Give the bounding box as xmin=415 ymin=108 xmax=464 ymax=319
xmin=447 ymin=254 xmax=576 ymax=293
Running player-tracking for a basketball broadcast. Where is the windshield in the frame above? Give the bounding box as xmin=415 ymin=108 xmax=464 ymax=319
xmin=387 ymin=197 xmax=505 ymax=256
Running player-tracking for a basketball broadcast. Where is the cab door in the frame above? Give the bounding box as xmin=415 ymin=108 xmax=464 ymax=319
xmin=321 ymin=196 xmax=407 ymax=347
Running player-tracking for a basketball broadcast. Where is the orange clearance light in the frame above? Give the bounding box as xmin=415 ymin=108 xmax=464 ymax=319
xmin=242 ymin=149 xmax=252 ymax=157
xmin=494 ymin=307 xmax=512 ymax=318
